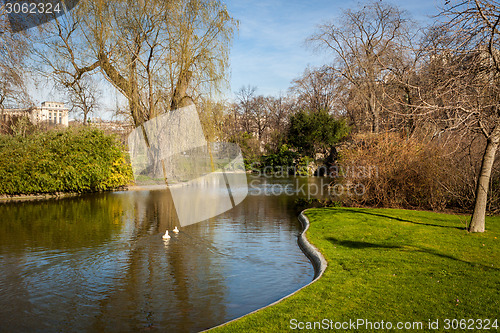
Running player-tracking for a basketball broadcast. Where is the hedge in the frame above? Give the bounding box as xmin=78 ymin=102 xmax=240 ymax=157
xmin=0 ymin=128 xmax=133 ymax=195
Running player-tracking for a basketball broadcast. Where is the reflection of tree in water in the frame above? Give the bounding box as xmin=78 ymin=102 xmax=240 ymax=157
xmin=0 ymin=194 xmax=126 ymax=250
xmin=0 ymin=194 xmax=127 ymax=332
xmin=92 ymin=189 xmax=227 ymax=332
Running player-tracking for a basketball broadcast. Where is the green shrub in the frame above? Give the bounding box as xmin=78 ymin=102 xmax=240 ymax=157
xmin=287 ymin=109 xmax=350 ymax=157
xmin=0 ymin=128 xmax=133 ymax=195
xmin=260 ymin=144 xmax=298 ymax=173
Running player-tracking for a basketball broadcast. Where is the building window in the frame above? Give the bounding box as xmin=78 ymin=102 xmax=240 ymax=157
xmin=49 ymin=112 xmax=52 ymax=122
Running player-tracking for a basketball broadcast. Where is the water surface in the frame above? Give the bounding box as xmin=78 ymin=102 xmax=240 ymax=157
xmin=0 ymin=176 xmax=326 ymax=332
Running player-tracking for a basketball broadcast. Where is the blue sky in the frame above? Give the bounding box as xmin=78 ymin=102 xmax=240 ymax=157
xmin=225 ymin=0 xmax=442 ymax=98
xmin=33 ymin=0 xmax=443 ymax=119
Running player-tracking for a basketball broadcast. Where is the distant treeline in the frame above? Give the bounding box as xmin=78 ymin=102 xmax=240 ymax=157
xmin=0 ymin=128 xmax=132 ymax=195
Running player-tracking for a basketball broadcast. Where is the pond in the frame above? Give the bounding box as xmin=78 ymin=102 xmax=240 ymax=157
xmin=0 ymin=176 xmax=332 ymax=332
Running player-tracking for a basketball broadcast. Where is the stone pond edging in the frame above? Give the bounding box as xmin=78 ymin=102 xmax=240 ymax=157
xmin=204 ymin=209 xmax=327 ymax=331
xmin=297 ymin=210 xmax=328 ymax=280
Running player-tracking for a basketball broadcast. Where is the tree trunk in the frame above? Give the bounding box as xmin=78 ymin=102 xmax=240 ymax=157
xmin=469 ymin=126 xmax=500 ymax=232
xmin=171 ymin=70 xmax=193 ymax=111
xmin=97 ymin=50 xmax=144 ymax=127
xmin=369 ymin=93 xmax=380 ymax=133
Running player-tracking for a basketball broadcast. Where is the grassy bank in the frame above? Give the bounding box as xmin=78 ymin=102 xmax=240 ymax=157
xmin=211 ymin=208 xmax=499 ymax=332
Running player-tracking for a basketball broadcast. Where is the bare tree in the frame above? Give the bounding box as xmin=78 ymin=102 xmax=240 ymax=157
xmin=289 ymin=66 xmax=342 ymax=114
xmin=234 ymin=86 xmax=274 ymax=150
xmin=265 ymin=93 xmax=293 ymax=151
xmin=308 ymin=1 xmax=413 ymax=133
xmin=251 ymin=95 xmax=271 ymax=144
xmin=66 ymin=75 xmax=101 ymax=125
xmin=234 ymin=85 xmax=257 ymax=134
xmin=0 ymin=18 xmax=31 ymax=116
xmin=417 ymin=0 xmax=500 ymax=232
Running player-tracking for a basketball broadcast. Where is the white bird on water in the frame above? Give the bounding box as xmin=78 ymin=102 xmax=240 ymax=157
xmin=162 ymin=230 xmax=171 ymax=240
xmin=173 ymin=226 xmax=179 ymax=233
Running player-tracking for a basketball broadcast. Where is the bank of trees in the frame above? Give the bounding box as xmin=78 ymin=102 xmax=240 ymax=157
xmin=0 ymin=0 xmax=498 ymax=230
xmin=222 ymin=1 xmax=499 ymax=232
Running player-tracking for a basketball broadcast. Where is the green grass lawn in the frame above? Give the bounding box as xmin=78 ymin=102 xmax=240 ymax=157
xmin=211 ymin=208 xmax=500 ymax=332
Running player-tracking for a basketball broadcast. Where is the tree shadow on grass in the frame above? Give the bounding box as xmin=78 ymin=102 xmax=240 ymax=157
xmin=330 ymin=208 xmax=466 ymax=231
xmin=326 ymin=237 xmax=499 ymax=272
xmin=326 ymin=237 xmax=402 ymax=249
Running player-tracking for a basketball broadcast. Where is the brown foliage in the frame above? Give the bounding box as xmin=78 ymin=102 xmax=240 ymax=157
xmin=337 ymin=133 xmax=468 ymax=211
xmin=338 ymin=132 xmax=500 ymax=213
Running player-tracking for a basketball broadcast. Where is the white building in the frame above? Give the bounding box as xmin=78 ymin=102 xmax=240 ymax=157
xmin=1 ymin=101 xmax=69 ymax=126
